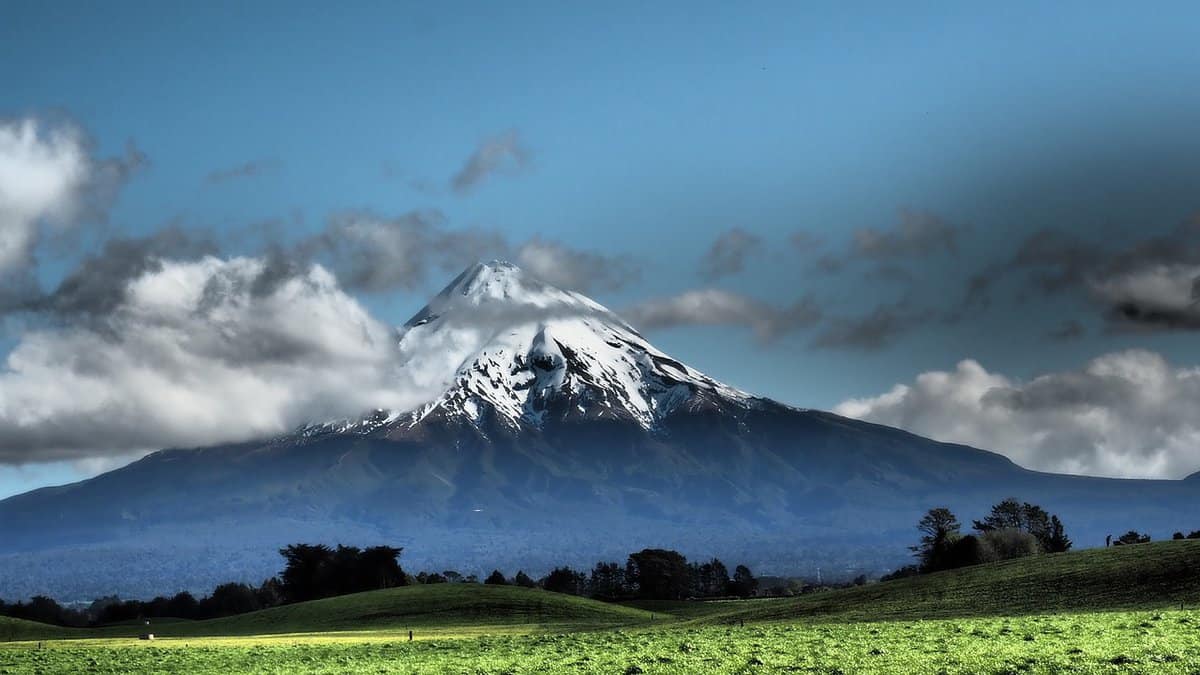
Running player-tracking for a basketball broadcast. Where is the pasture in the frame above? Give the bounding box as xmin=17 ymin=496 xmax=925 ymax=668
xmin=3 ymin=541 xmax=1200 ymax=673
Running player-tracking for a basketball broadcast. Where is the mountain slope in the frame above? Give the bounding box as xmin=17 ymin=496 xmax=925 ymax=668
xmin=1 ymin=261 xmax=1199 ymax=600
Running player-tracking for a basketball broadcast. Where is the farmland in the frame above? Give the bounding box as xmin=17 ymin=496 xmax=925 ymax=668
xmin=3 ymin=542 xmax=1200 ymax=673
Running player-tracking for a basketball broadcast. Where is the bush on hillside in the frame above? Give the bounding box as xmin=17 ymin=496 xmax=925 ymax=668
xmin=980 ymin=529 xmax=1042 ymax=561
xmin=1114 ymin=531 xmax=1151 ymax=545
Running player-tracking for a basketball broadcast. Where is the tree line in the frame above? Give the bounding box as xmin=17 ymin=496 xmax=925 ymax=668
xmin=0 ymin=545 xmax=757 ymax=627
xmin=893 ymin=498 xmax=1073 ymax=577
xmin=0 ymin=544 xmax=407 ymax=627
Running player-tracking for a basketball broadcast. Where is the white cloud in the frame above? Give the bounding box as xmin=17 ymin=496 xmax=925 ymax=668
xmin=1089 ymin=263 xmax=1200 ymax=329
xmin=0 ymin=256 xmax=433 ymax=464
xmin=835 ymin=350 xmax=1200 ymax=479
xmin=0 ymin=117 xmax=141 ymax=274
xmin=624 ymin=289 xmax=821 ymax=342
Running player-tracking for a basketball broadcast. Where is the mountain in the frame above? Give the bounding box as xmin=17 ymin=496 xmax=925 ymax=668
xmin=2 ymin=261 xmax=1199 ymax=600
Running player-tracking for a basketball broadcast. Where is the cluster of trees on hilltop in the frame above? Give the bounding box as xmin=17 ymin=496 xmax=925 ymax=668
xmin=893 ymin=498 xmax=1072 ymax=577
xmin=277 ymin=544 xmax=406 ymax=603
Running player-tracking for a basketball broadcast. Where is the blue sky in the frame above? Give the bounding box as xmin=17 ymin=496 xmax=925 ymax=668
xmin=4 ymin=2 xmax=1200 ymax=494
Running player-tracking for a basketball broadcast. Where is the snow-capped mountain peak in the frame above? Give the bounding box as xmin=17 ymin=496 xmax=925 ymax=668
xmin=386 ymin=260 xmax=751 ymax=431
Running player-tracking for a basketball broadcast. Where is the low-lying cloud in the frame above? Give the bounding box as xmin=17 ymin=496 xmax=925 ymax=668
xmin=0 ymin=256 xmax=430 ymax=464
xmin=835 ymin=349 xmax=1200 ymax=479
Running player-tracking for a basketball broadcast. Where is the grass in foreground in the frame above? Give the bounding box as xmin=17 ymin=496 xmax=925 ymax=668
xmin=3 ymin=609 xmax=1200 ymax=673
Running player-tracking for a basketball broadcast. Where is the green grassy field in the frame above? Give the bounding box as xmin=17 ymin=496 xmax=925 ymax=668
xmin=710 ymin=538 xmax=1200 ymax=625
xmin=2 ymin=541 xmax=1199 ymax=673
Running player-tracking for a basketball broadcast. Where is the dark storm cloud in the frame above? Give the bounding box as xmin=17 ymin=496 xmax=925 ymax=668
xmin=961 ymin=216 xmax=1200 ymax=332
xmin=812 ymin=301 xmax=933 ymax=351
xmin=699 ymin=227 xmax=762 ymax=280
xmin=37 ymin=227 xmax=217 ymax=318
xmin=204 ymin=158 xmax=280 ymax=184
xmin=451 ymin=130 xmax=530 ymax=194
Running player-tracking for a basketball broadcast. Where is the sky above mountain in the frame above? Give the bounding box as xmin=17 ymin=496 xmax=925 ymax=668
xmin=3 ymin=2 xmax=1200 ymax=495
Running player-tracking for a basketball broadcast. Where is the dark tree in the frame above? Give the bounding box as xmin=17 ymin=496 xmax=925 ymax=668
xmin=166 ymin=591 xmax=199 ymax=619
xmin=484 ymin=570 xmax=508 ymax=585
xmin=972 ymin=498 xmax=1024 ymax=532
xmin=354 ymin=546 xmax=407 ymax=592
xmin=973 ymin=499 xmax=1070 ymax=554
xmin=728 ymin=565 xmax=758 ymax=598
xmin=1045 ymin=515 xmax=1072 ymax=553
xmin=278 ymin=544 xmax=334 ymax=603
xmin=542 ymin=566 xmax=587 ymax=595
xmin=256 ymin=577 xmax=284 ymax=608
xmin=626 ymin=549 xmax=691 ymax=600
xmin=278 ymin=542 xmax=405 ymax=602
xmin=513 ymin=570 xmax=536 ymax=588
xmin=689 ymin=558 xmax=730 ymax=598
xmin=589 ymin=562 xmax=627 ymax=600
xmin=202 ymin=583 xmax=261 ymax=618
xmin=1175 ymin=532 xmax=1186 ymax=540
xmin=913 ymin=507 xmax=962 ymax=572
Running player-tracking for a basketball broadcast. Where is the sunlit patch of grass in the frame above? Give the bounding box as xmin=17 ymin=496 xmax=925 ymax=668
xmin=3 ymin=609 xmax=1200 ymax=673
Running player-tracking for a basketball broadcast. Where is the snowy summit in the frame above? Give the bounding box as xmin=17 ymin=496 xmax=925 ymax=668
xmin=318 ymin=261 xmax=752 ymax=435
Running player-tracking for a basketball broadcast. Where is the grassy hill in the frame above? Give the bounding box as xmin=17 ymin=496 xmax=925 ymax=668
xmin=709 ymin=539 xmax=1200 ymax=624
xmin=176 ymin=583 xmax=656 ymax=637
xmin=3 ymin=583 xmax=658 ymax=642
xmin=0 ymin=615 xmax=70 ymax=641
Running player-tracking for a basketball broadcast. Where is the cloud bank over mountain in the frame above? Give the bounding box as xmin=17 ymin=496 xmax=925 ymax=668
xmin=836 ymin=350 xmax=1200 ymax=479
xmin=0 ymin=257 xmax=427 ymax=464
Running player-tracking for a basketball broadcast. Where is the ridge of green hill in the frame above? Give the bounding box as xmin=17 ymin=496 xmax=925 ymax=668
xmin=178 ymin=583 xmax=655 ymax=637
xmin=4 ymin=583 xmax=658 ymax=642
xmin=708 ymin=540 xmax=1200 ymax=624
xmin=0 ymin=615 xmax=70 ymax=641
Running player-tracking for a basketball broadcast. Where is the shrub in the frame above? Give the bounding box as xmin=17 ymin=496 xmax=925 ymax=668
xmin=980 ymin=528 xmax=1041 ymax=561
